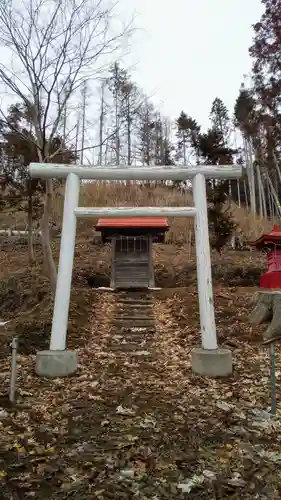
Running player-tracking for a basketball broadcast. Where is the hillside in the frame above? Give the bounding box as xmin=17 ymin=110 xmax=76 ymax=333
xmin=0 ymin=184 xmax=281 ymax=499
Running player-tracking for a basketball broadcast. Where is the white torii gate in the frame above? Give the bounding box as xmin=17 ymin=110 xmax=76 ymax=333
xmin=29 ymin=163 xmax=242 ymax=378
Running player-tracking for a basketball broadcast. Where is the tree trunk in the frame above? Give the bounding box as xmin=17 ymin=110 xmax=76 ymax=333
xmin=237 ymin=179 xmax=241 ymax=207
xmin=80 ymin=80 xmax=87 ymax=164
xmin=75 ymin=112 xmax=80 ymax=163
xmin=27 ymin=178 xmax=35 ymax=264
xmin=127 ymin=98 xmax=131 ymax=166
xmin=183 ymin=136 xmax=186 ymax=165
xmin=244 ymin=136 xmax=256 ymax=216
xmin=249 ymin=290 xmax=281 ymax=344
xmin=266 ymin=172 xmax=281 ymax=217
xmin=256 ymin=164 xmax=264 ymax=217
xmin=244 ymin=179 xmax=249 ymax=210
xmin=40 ymin=178 xmax=57 ymax=290
xmin=115 ymin=89 xmax=120 ymax=167
xmin=98 ymin=81 xmax=105 ymax=165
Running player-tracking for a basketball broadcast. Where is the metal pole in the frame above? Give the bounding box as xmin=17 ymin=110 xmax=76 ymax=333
xmin=9 ymin=337 xmax=18 ymax=403
xmin=270 ymin=343 xmax=277 ymax=417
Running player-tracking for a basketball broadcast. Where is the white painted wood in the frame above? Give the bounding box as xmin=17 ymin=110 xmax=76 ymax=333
xmin=192 ymin=173 xmax=217 ymax=350
xmin=0 ymin=320 xmax=10 ymax=327
xmin=29 ymin=163 xmax=242 ymax=181
xmin=74 ymin=206 xmax=196 ymax=217
xmin=49 ymin=173 xmax=80 ymax=351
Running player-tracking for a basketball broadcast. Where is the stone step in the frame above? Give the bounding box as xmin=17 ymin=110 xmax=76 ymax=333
xmin=112 ymin=328 xmax=153 ymax=335
xmin=113 ymin=319 xmax=155 ymax=328
xmin=118 ymin=289 xmax=152 ymax=300
xmin=111 ymin=350 xmax=152 ymax=358
xmin=108 ymin=346 xmax=152 ymax=356
xmin=118 ymin=311 xmax=153 ymax=317
xmin=115 ymin=314 xmax=154 ymax=320
xmin=119 ymin=299 xmax=152 ymax=305
xmin=119 ymin=302 xmax=152 ymax=308
xmin=111 ymin=337 xmax=149 ymax=344
xmin=118 ymin=316 xmax=153 ymax=322
xmin=118 ymin=307 xmax=152 ymax=313
xmin=114 ymin=327 xmax=156 ymax=334
xmin=119 ymin=316 xmax=153 ymax=321
xmin=108 ymin=342 xmax=151 ymax=352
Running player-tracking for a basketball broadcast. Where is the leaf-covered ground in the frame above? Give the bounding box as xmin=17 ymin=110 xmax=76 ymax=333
xmin=0 ymin=243 xmax=281 ymax=499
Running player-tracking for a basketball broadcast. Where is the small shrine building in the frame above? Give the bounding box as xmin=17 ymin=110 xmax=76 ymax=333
xmin=249 ymin=224 xmax=281 ymax=289
xmin=95 ymin=217 xmax=169 ymax=289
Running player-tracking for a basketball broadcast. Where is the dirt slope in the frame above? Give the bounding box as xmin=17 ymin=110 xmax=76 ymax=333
xmin=1 ymin=241 xmax=280 ymax=499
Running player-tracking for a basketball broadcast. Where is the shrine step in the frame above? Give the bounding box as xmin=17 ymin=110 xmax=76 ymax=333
xmin=110 ymin=334 xmax=151 ymax=343
xmin=107 ymin=342 xmax=151 ymax=352
xmin=115 ymin=326 xmax=156 ymax=334
xmin=113 ymin=319 xmax=155 ymax=328
xmin=118 ymin=292 xmax=152 ymax=300
xmin=119 ymin=299 xmax=152 ymax=308
xmin=118 ymin=302 xmax=152 ymax=308
xmin=116 ymin=313 xmax=154 ymax=320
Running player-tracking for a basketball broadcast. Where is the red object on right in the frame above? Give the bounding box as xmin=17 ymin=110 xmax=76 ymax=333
xmin=249 ymin=224 xmax=281 ymax=289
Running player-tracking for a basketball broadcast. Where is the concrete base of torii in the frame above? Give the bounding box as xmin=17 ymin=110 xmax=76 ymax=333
xmin=35 ymin=350 xmax=77 ymax=378
xmin=191 ymin=347 xmax=232 ymax=377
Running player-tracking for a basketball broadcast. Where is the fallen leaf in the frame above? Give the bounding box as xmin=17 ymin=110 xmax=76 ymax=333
xmin=116 ymin=405 xmax=135 ymax=416
xmin=178 ymin=474 xmax=204 ymax=493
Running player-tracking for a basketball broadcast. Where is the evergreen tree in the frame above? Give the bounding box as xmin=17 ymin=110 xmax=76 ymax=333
xmin=108 ymin=62 xmax=128 ymax=165
xmin=137 ymin=100 xmax=156 ymax=165
xmin=249 ymin=0 xmax=281 ymax=121
xmin=234 ymin=86 xmax=258 ymax=138
xmin=247 ymin=0 xmax=281 ymax=215
xmin=210 ymin=97 xmax=230 ymax=138
xmin=175 ymin=112 xmax=200 ymax=164
xmin=0 ymin=102 xmax=77 ymax=261
xmin=198 ymin=128 xmax=234 ymax=165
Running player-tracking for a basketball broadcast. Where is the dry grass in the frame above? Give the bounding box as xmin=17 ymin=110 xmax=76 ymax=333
xmin=77 ymin=182 xmax=278 ymax=244
xmin=0 ymin=182 xmax=278 ymax=244
xmin=230 ymin=203 xmax=278 ymax=240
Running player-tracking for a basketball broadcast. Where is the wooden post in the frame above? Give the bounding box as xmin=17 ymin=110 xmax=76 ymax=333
xmin=192 ymin=173 xmax=217 ymax=350
xmin=110 ymin=236 xmax=117 ymax=289
xmin=148 ymin=235 xmax=155 ymax=288
xmin=49 ymin=173 xmax=80 ymax=351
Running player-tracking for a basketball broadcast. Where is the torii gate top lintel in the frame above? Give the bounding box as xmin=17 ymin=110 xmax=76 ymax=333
xmin=29 ymin=163 xmax=242 ymax=180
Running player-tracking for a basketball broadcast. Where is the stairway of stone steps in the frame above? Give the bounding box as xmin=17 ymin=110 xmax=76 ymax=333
xmin=108 ymin=290 xmax=155 ymax=357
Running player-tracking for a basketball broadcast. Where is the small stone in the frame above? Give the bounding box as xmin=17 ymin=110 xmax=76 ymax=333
xmin=226 ymin=475 xmax=246 ymax=487
xmin=203 ymin=470 xmax=216 ymax=480
xmin=119 ymin=468 xmax=134 ymax=479
xmin=116 ymin=405 xmax=135 ymax=416
xmin=216 ymin=401 xmax=234 ymax=411
xmin=0 ymin=408 xmax=9 ymax=419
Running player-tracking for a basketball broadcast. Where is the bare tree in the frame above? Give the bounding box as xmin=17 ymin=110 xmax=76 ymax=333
xmin=80 ymin=80 xmax=88 ymax=165
xmin=0 ymin=0 xmax=131 ymax=289
xmin=122 ymin=82 xmax=144 ymax=167
xmin=98 ymin=79 xmax=107 ymax=165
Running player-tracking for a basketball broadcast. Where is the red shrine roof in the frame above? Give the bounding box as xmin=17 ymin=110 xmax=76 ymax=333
xmin=249 ymin=224 xmax=281 ymax=249
xmin=95 ymin=217 xmax=169 ymax=230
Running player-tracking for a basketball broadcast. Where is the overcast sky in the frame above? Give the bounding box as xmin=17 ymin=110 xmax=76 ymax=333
xmin=120 ymin=0 xmax=263 ymax=131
